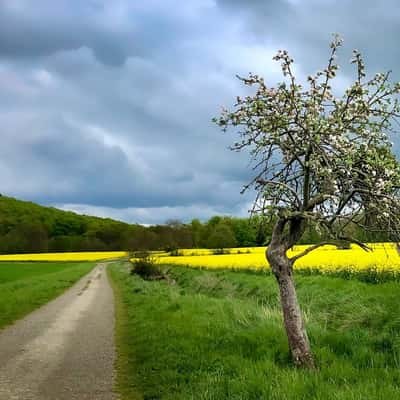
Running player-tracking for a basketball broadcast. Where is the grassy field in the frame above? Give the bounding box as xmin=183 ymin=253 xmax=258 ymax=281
xmin=0 ymin=262 xmax=95 ymax=329
xmin=109 ymin=262 xmax=400 ymax=400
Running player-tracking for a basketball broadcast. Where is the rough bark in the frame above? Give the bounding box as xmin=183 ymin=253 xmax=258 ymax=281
xmin=266 ymin=217 xmax=315 ymax=368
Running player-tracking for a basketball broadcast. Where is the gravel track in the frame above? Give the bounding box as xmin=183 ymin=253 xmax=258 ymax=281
xmin=0 ymin=263 xmax=116 ymax=400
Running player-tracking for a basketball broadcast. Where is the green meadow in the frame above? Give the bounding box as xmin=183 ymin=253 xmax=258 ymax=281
xmin=109 ymin=262 xmax=400 ymax=400
xmin=0 ymin=262 xmax=95 ymax=329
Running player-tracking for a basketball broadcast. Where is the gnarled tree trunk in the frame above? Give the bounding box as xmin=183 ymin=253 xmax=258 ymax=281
xmin=266 ymin=218 xmax=315 ymax=368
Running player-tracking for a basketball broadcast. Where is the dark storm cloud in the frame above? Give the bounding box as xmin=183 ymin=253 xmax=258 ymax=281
xmin=0 ymin=2 xmax=123 ymax=65
xmin=1 ymin=0 xmax=400 ymax=223
xmin=0 ymin=1 xmax=200 ymax=66
xmin=216 ymin=0 xmax=400 ymax=77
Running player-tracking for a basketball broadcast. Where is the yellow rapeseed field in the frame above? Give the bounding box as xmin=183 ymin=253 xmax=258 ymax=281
xmin=156 ymin=243 xmax=400 ymax=273
xmin=0 ymin=251 xmax=127 ymax=262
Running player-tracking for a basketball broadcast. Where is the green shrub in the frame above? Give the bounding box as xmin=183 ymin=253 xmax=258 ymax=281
xmin=130 ymin=253 xmax=163 ymax=280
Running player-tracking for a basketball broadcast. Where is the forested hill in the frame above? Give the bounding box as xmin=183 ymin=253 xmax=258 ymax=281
xmin=0 ymin=195 xmax=268 ymax=254
xmin=0 ymin=195 xmax=135 ymax=253
xmin=0 ymin=195 xmax=388 ymax=254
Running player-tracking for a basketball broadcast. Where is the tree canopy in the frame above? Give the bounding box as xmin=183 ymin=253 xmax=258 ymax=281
xmin=214 ymin=34 xmax=400 ymax=253
xmin=214 ymin=34 xmax=400 ymax=368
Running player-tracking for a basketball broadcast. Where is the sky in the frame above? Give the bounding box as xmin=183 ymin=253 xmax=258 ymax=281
xmin=1 ymin=0 xmax=400 ymax=224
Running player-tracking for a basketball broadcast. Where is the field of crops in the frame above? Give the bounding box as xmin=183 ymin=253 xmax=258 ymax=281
xmin=155 ymin=243 xmax=400 ymax=273
xmin=0 ymin=251 xmax=127 ymax=262
xmin=2 ymin=244 xmax=400 ymax=273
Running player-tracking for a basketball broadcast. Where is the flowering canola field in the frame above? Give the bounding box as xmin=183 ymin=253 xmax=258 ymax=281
xmin=157 ymin=243 xmax=400 ymax=273
xmin=0 ymin=251 xmax=127 ymax=262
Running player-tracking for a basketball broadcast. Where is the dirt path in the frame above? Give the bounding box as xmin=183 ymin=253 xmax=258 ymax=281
xmin=0 ymin=263 xmax=116 ymax=400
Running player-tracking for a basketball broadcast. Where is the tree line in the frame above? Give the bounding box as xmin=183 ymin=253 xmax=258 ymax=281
xmin=0 ymin=195 xmax=390 ymax=254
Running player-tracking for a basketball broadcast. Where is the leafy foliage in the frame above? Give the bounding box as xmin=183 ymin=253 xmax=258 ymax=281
xmin=214 ymin=34 xmax=400 ymax=255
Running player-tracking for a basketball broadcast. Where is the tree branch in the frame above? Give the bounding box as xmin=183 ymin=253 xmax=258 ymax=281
xmin=305 ymin=194 xmax=333 ymax=211
xmin=337 ymin=236 xmax=371 ymax=252
xmin=289 ymin=242 xmax=334 ymax=264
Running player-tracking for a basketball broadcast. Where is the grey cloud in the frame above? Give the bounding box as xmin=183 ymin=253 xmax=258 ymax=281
xmin=0 ymin=109 xmax=253 ymax=210
xmin=1 ymin=1 xmax=400 ymax=223
xmin=0 ymin=1 xmax=185 ymax=66
xmin=216 ymin=0 xmax=400 ymax=78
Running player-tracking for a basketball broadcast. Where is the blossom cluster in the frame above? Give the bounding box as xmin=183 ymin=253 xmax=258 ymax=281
xmin=213 ymin=34 xmax=400 ymax=242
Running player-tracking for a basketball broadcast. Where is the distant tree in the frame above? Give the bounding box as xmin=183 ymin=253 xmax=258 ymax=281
xmin=8 ymin=220 xmax=48 ymax=253
xmin=206 ymin=222 xmax=237 ymax=250
xmin=51 ymin=215 xmax=86 ymax=236
xmin=191 ymin=219 xmax=203 ymax=247
xmin=229 ymin=217 xmax=257 ymax=246
xmin=251 ymin=214 xmax=273 ymax=246
xmin=207 ymin=215 xmax=222 ymax=227
xmin=131 ymin=227 xmax=159 ymax=250
xmin=174 ymin=225 xmax=194 ymax=249
xmin=94 ymin=222 xmax=126 ymax=249
xmin=214 ymin=35 xmax=400 ymax=368
xmin=151 ymin=224 xmax=176 ymax=250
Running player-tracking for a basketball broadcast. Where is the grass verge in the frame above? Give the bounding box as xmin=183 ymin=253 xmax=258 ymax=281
xmin=109 ymin=262 xmax=400 ymax=400
xmin=0 ymin=262 xmax=95 ymax=329
xmin=108 ymin=262 xmax=143 ymax=400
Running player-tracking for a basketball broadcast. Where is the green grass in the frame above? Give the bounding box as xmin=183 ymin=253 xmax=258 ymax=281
xmin=0 ymin=262 xmax=95 ymax=329
xmin=109 ymin=262 xmax=400 ymax=400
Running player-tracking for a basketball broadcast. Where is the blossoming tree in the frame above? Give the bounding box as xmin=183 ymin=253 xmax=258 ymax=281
xmin=213 ymin=35 xmax=400 ymax=368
